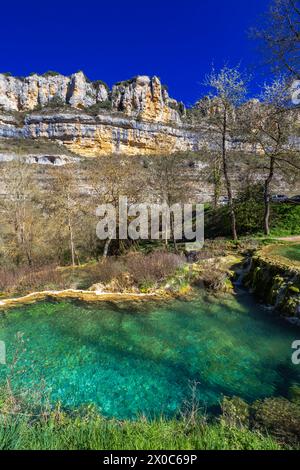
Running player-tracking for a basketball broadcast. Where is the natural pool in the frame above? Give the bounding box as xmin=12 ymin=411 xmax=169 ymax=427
xmin=0 ymin=292 xmax=299 ymax=419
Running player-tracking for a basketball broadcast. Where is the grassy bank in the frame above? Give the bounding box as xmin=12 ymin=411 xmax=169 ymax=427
xmin=0 ymin=413 xmax=281 ymax=450
xmin=0 ymin=388 xmax=299 ymax=450
xmin=205 ymin=202 xmax=300 ymax=238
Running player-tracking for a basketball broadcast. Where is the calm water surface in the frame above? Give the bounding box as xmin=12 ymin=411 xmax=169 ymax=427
xmin=0 ymin=291 xmax=299 ymax=419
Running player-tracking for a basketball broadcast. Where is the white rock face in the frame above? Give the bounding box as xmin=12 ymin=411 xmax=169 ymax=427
xmin=0 ymin=72 xmax=182 ymax=124
xmin=0 ymin=72 xmax=109 ymax=112
xmin=68 ymin=72 xmax=108 ymax=108
xmin=0 ymin=75 xmax=22 ymax=111
xmin=111 ymin=75 xmax=183 ymax=123
xmin=0 ymin=152 xmax=78 ymax=165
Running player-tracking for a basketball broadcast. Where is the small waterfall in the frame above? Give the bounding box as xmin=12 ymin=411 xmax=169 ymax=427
xmin=233 ymin=257 xmax=252 ymax=287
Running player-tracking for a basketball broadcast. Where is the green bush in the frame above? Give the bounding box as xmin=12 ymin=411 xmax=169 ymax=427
xmin=87 ymin=100 xmax=112 ymax=114
xmin=221 ymin=396 xmax=250 ymax=428
xmin=92 ymin=80 xmax=109 ymax=91
xmin=42 ymin=71 xmax=61 ymax=77
xmin=271 ymin=204 xmax=300 ymax=236
xmin=252 ymin=397 xmax=300 ymax=445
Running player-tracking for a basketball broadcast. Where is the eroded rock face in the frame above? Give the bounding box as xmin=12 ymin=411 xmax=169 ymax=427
xmin=112 ymin=76 xmax=182 ymax=123
xmin=0 ymin=72 xmax=182 ymax=125
xmin=0 ymin=72 xmax=109 ymax=112
xmin=0 ymin=111 xmax=202 ymax=156
xmin=0 ymin=72 xmax=190 ymax=155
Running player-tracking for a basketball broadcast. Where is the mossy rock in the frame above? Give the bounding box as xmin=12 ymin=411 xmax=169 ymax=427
xmin=247 ymin=251 xmax=300 ymax=318
xmin=289 ymin=285 xmax=300 ymax=294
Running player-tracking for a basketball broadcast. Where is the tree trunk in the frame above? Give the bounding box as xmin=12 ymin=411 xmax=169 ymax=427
xmin=103 ymin=238 xmax=112 ymax=257
xmin=213 ymin=156 xmax=222 ymax=209
xmin=264 ymin=156 xmax=275 ymax=236
xmin=170 ymin=211 xmax=178 ymax=253
xmin=68 ymin=214 xmax=76 ymax=267
xmin=222 ymin=110 xmax=238 ymax=241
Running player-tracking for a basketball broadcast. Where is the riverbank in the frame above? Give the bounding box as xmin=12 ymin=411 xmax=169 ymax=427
xmin=0 ymin=241 xmax=299 ymax=317
xmin=0 ymin=411 xmax=281 ymax=451
xmin=0 ymin=253 xmax=241 ymax=309
xmin=245 ymin=244 xmax=300 ymax=322
xmin=0 ymin=289 xmax=162 ymax=309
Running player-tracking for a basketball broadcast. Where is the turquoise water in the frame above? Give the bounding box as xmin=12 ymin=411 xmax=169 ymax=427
xmin=0 ymin=292 xmax=299 ymax=419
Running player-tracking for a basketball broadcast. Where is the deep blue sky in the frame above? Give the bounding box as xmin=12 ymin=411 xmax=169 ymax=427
xmin=0 ymin=0 xmax=271 ymax=105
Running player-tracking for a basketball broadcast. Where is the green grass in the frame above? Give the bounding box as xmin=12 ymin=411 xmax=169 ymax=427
xmin=0 ymin=413 xmax=281 ymax=450
xmin=205 ymin=203 xmax=300 ymax=239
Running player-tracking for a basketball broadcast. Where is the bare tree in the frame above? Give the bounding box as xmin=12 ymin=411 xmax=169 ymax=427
xmin=147 ymin=153 xmax=195 ymax=251
xmin=87 ymin=155 xmax=146 ymax=257
xmin=0 ymin=159 xmax=37 ymax=266
xmin=205 ymin=66 xmax=248 ymax=240
xmin=253 ymin=0 xmax=300 ymax=78
xmin=244 ymin=78 xmax=299 ymax=235
xmin=48 ymin=165 xmax=81 ymax=266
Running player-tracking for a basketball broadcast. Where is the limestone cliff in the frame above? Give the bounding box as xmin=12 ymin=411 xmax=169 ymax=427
xmin=0 ymin=72 xmax=194 ymax=156
xmin=0 ymin=72 xmax=109 ymax=112
xmin=0 ymin=72 xmax=298 ymax=159
xmin=0 ymin=72 xmax=182 ymax=124
xmin=111 ymin=76 xmax=182 ymax=124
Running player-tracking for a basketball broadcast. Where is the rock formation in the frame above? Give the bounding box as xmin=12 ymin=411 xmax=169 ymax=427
xmin=0 ymin=72 xmax=182 ymax=123
xmin=0 ymin=71 xmax=109 ymax=112
xmin=0 ymin=71 xmax=299 ymax=159
xmin=0 ymin=72 xmax=195 ymax=156
xmin=245 ymin=247 xmax=300 ymax=322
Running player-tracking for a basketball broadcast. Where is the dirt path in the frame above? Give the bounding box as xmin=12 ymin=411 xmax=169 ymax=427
xmin=275 ymin=236 xmax=300 ymax=242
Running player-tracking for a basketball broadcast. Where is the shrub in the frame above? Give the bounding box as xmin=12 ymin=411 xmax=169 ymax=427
xmin=289 ymin=385 xmax=300 ymax=405
xmin=0 ymin=264 xmax=67 ymax=294
xmin=124 ymin=251 xmax=183 ymax=285
xmin=271 ymin=204 xmax=300 ymax=236
xmin=92 ymin=80 xmax=109 ymax=91
xmin=42 ymin=71 xmax=61 ymax=77
xmin=252 ymin=397 xmax=300 ymax=445
xmin=87 ymin=100 xmax=112 ymax=114
xmin=221 ymin=396 xmax=250 ymax=428
xmin=198 ymin=268 xmax=228 ymax=292
xmin=86 ymin=252 xmax=183 ymax=290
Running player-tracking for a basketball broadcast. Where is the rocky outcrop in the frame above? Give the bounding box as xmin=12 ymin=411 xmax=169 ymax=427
xmin=0 ymin=72 xmax=182 ymax=124
xmin=244 ymin=247 xmax=300 ymax=322
xmin=0 ymin=109 xmax=201 ymax=156
xmin=0 ymin=152 xmax=78 ymax=165
xmin=111 ymin=75 xmax=182 ymax=123
xmin=0 ymin=72 xmax=109 ymax=112
xmin=0 ymin=72 xmax=192 ymax=155
xmin=0 ymin=72 xmax=298 ymax=158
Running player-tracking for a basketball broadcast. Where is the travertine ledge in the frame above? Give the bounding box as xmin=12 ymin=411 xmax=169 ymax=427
xmin=0 ymin=289 xmax=161 ymax=309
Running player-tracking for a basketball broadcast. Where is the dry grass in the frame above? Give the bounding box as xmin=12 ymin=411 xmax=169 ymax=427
xmin=0 ymin=264 xmax=67 ymax=295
